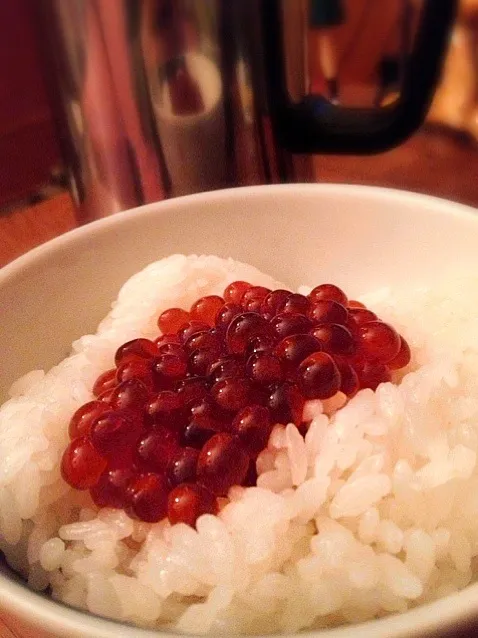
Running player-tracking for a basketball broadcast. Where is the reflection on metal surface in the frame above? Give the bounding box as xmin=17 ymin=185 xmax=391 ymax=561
xmin=292 ymin=0 xmax=424 ymax=107
xmin=37 ymin=0 xmax=442 ymax=223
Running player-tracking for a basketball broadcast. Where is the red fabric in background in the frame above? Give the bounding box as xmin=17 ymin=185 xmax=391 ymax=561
xmin=0 ymin=0 xmax=60 ymax=207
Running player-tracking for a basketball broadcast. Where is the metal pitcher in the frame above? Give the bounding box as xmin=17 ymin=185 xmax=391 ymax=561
xmin=37 ymin=0 xmax=458 ymax=223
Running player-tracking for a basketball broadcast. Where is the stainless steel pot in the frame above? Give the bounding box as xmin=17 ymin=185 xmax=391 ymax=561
xmin=37 ymin=0 xmax=457 ymax=222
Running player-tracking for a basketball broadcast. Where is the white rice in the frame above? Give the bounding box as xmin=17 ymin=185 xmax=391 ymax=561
xmin=1 ymin=254 xmax=478 ymax=634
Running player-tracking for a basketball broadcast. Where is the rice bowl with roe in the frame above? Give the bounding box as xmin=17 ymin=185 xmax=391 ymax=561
xmin=1 ymin=251 xmax=478 ymax=635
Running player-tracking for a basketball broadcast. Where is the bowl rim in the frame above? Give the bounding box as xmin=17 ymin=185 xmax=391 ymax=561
xmin=1 ymin=183 xmax=477 ymax=638
xmin=1 ymin=182 xmax=477 ymax=283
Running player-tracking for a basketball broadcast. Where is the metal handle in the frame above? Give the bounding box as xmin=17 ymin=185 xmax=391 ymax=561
xmin=262 ymin=0 xmax=459 ymax=154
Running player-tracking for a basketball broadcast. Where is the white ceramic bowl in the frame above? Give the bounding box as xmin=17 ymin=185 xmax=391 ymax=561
xmin=1 ymin=184 xmax=477 ymax=638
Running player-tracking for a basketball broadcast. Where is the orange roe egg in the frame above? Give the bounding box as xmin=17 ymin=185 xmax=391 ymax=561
xmin=61 ymin=437 xmax=107 ymax=490
xmin=223 ymin=281 xmax=252 ymax=304
xmin=167 ymin=482 xmax=217 ymax=526
xmin=358 ymin=321 xmax=401 ymax=363
xmin=92 ymin=368 xmax=117 ymax=398
xmin=388 ymin=336 xmax=411 ymax=370
xmin=158 ymin=308 xmax=190 ymax=334
xmin=308 ymin=283 xmax=348 ymax=306
xmin=125 ymin=473 xmax=169 ymax=523
xmin=197 ymin=433 xmax=249 ymax=496
xmin=68 ymin=400 xmax=109 ymax=439
xmin=190 ymin=295 xmax=225 ymax=326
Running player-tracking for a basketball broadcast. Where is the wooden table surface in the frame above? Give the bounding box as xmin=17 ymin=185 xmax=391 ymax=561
xmin=1 ymin=128 xmax=478 ymax=268
xmin=0 ymin=129 xmax=477 ymax=637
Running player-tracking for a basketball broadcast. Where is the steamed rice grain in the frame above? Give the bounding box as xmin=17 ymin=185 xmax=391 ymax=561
xmin=1 ymin=254 xmax=478 ymax=634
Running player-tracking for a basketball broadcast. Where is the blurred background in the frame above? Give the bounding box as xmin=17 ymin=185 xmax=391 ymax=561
xmin=0 ymin=0 xmax=477 ymax=266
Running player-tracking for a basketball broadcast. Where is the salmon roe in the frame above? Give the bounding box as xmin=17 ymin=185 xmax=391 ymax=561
xmin=61 ymin=282 xmax=411 ymax=527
